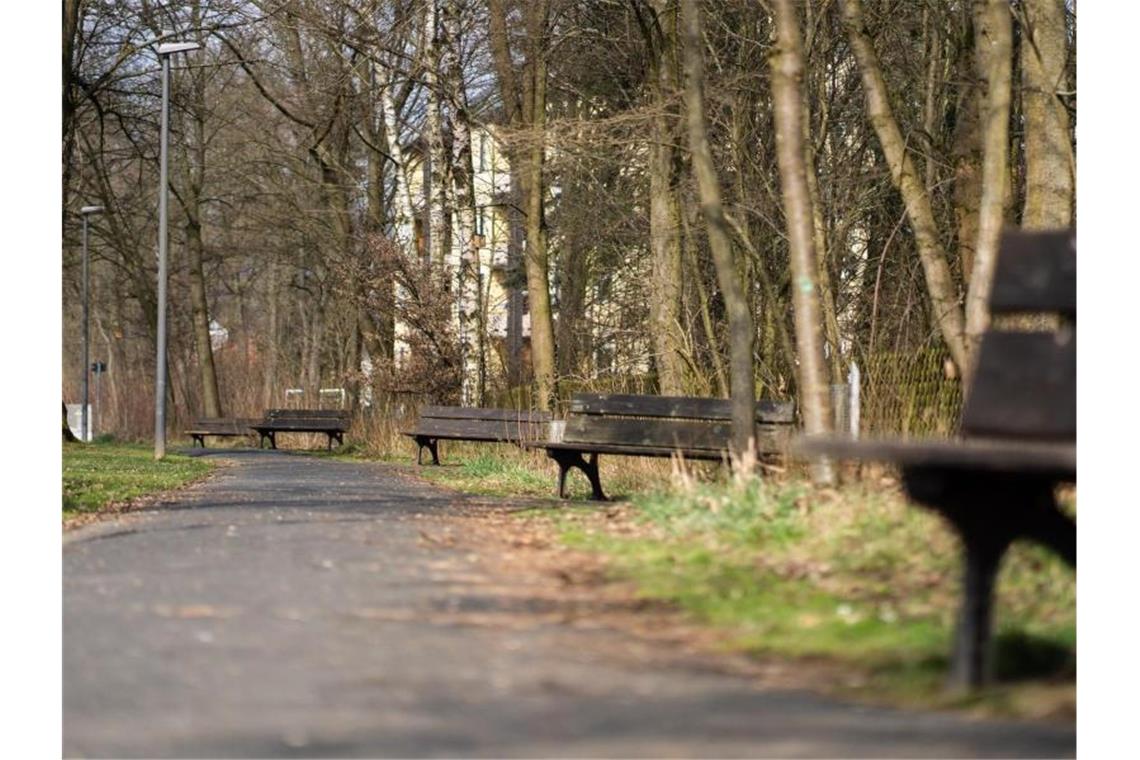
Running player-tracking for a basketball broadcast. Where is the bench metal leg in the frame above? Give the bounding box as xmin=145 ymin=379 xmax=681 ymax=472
xmin=902 ymin=466 xmax=1071 ymax=690
xmin=548 ymin=450 xmax=606 ymax=501
xmin=192 ymin=434 xmax=205 ymax=448
xmin=260 ymin=431 xmax=276 ymax=450
xmin=415 ymin=436 xmax=440 ymax=465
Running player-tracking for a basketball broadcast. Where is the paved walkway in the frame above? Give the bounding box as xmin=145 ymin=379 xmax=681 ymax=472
xmin=64 ymin=450 xmax=1074 ymax=758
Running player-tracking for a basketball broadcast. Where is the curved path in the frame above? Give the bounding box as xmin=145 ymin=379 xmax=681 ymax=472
xmin=64 ymin=451 xmax=1074 ymax=758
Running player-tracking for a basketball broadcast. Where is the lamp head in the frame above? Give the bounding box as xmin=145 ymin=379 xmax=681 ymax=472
xmin=156 ymin=41 xmax=201 ymax=55
xmin=80 ymin=205 xmax=105 ymax=215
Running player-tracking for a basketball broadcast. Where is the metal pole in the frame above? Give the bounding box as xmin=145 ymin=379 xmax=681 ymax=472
xmin=81 ymin=214 xmax=90 ymax=443
xmin=849 ymin=361 xmax=861 ymax=439
xmin=155 ymin=52 xmax=170 ymax=460
xmin=94 ymin=366 xmax=100 ymax=439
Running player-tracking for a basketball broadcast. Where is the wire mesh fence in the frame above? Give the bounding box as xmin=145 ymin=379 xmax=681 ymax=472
xmin=855 ymin=346 xmax=962 ymax=438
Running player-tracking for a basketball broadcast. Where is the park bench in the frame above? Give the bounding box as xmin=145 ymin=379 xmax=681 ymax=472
xmin=403 ymin=406 xmax=552 ymax=465
xmin=540 ymin=393 xmax=796 ymax=501
xmin=184 ymin=417 xmax=260 ymax=448
xmin=251 ymin=409 xmax=351 ymax=450
xmin=795 ymin=228 xmax=1076 ymax=690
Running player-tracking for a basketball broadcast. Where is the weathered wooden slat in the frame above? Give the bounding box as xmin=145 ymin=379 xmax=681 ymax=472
xmin=562 ymin=416 xmax=790 ymax=452
xmin=544 ymin=442 xmax=728 ymax=461
xmin=547 ymin=427 xmax=790 ymax=460
xmin=186 ymin=418 xmax=259 ymax=434
xmin=253 ymin=420 xmax=348 ymax=432
xmin=409 ymin=418 xmax=548 ymax=442
xmin=989 ymin=229 xmax=1075 ymax=315
xmin=961 ymin=330 xmax=1075 ymax=440
xmin=418 ymin=406 xmax=551 ymax=423
xmin=795 ymin=435 xmax=1075 ymax=479
xmin=266 ymin=409 xmax=350 ymax=420
xmin=569 ymin=393 xmax=795 ymax=423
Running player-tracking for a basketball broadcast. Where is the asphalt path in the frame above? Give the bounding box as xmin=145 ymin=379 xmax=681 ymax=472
xmin=63 ymin=450 xmax=1075 ymax=758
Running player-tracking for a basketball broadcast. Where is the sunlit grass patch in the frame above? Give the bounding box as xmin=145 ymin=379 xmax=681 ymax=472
xmin=556 ymin=473 xmax=1075 ymax=712
xmin=63 ymin=441 xmax=214 ymax=520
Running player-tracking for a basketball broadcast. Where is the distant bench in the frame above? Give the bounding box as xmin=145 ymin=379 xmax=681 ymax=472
xmin=538 ymin=393 xmax=796 ymax=500
xmin=184 ymin=418 xmax=260 ymax=448
xmin=252 ymin=409 xmax=350 ymax=450
xmin=403 ymin=406 xmax=552 ymax=465
xmin=796 ymin=229 xmax=1076 ymax=689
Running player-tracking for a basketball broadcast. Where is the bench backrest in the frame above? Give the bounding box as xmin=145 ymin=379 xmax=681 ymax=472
xmin=191 ymin=418 xmax=259 ymax=434
xmin=562 ymin=393 xmax=796 ymax=454
xmin=264 ymin=409 xmax=351 ymax=429
xmin=960 ymin=229 xmax=1075 ymax=443
xmin=415 ymin=406 xmax=552 ymax=443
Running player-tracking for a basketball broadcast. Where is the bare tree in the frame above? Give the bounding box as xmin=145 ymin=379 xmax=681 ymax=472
xmin=841 ymin=0 xmax=968 ymax=374
xmin=965 ymin=0 xmax=1013 ymax=357
xmin=680 ymin=0 xmax=754 ymax=456
xmin=770 ymin=0 xmax=833 ymax=483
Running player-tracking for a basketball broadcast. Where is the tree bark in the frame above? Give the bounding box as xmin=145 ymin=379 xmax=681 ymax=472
xmin=681 ymin=0 xmax=754 ymax=457
xmin=422 ymin=0 xmax=452 ymax=270
xmin=489 ymin=0 xmax=558 ymax=410
xmin=442 ymin=0 xmax=483 ymax=404
xmin=770 ymin=0 xmax=834 ymax=484
xmin=1020 ymin=0 xmax=1073 ymax=229
xmin=182 ymin=12 xmax=222 ymax=418
xmin=644 ymin=0 xmax=687 ymax=395
xmin=965 ymin=0 xmax=1013 ymax=361
xmin=841 ymin=0 xmax=969 ymax=375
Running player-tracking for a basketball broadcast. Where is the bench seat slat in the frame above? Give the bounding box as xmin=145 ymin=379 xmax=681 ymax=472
xmin=405 ymin=418 xmax=548 ymax=442
xmin=561 ymin=416 xmax=790 ymax=452
xmin=185 ymin=418 xmax=259 ymax=435
xmin=544 ymin=442 xmax=729 ymax=460
xmin=795 ymin=435 xmax=1075 ymax=479
xmin=253 ymin=421 xmax=347 ymax=432
xmin=418 ymin=406 xmax=551 ymax=423
xmin=569 ymin=393 xmax=795 ymax=423
xmin=266 ymin=409 xmax=349 ymax=420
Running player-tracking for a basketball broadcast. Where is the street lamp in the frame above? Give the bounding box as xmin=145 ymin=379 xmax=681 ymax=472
xmin=153 ymin=37 xmax=200 ymax=460
xmin=80 ymin=205 xmax=104 ymax=442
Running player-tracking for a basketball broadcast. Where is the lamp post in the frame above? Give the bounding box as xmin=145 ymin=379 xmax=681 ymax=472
xmin=153 ymin=39 xmax=200 ymax=460
xmin=80 ymin=205 xmax=104 ymax=442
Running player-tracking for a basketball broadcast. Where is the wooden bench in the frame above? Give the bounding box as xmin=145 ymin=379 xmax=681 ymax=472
xmin=796 ymin=229 xmax=1075 ymax=690
xmin=184 ymin=418 xmax=260 ymax=448
xmin=402 ymin=406 xmax=552 ymax=465
xmin=251 ymin=409 xmax=351 ymax=450
xmin=540 ymin=393 xmax=796 ymax=501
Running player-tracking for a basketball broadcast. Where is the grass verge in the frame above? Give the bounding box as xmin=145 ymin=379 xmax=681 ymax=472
xmin=63 ymin=441 xmax=215 ymax=522
xmin=550 ymin=473 xmax=1075 ymax=717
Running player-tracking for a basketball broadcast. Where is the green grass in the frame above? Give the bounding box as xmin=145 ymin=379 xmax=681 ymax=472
xmin=553 ymin=475 xmax=1076 ymax=712
xmin=63 ymin=441 xmax=214 ymax=520
xmin=415 ymin=451 xmax=562 ymax=497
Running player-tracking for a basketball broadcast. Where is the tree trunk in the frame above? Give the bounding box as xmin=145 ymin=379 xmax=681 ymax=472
xmin=841 ymin=0 xmax=969 ymax=375
xmin=183 ymin=14 xmax=222 ymax=418
xmin=771 ymin=0 xmax=834 ymax=484
xmin=952 ymin=6 xmax=984 ymax=286
xmin=1020 ymin=0 xmax=1073 ymax=229
xmin=443 ymin=0 xmax=482 ymax=404
xmin=645 ymin=0 xmax=687 ymax=395
xmin=681 ymin=0 xmax=754 ymax=457
xmin=185 ymin=218 xmax=222 ymax=417
xmin=422 ymin=0 xmax=452 ymax=270
xmin=489 ymin=0 xmax=558 ymax=411
xmin=965 ymin=0 xmax=1013 ymax=362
